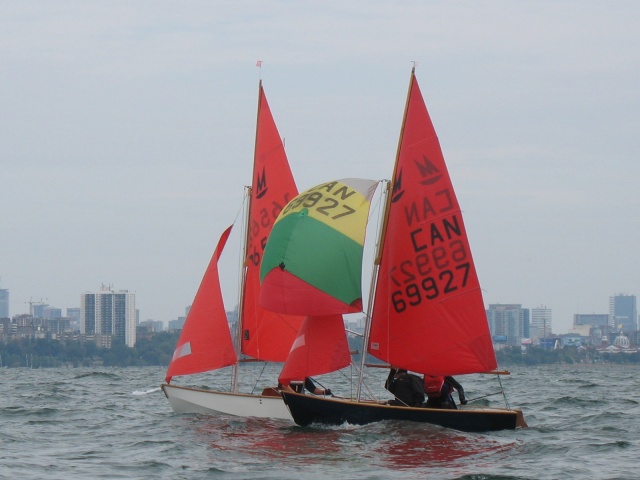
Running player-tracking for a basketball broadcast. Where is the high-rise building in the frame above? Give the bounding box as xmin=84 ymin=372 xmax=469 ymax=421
xmin=0 ymin=289 xmax=8 ymax=318
xmin=66 ymin=308 xmax=81 ymax=331
xmin=574 ymin=313 xmax=609 ymax=326
xmin=81 ymin=286 xmax=136 ymax=347
xmin=610 ymin=294 xmax=637 ymax=332
xmin=531 ymin=305 xmax=553 ymax=339
xmin=31 ymin=302 xmax=49 ymax=318
xmin=486 ymin=304 xmax=526 ymax=346
xmin=42 ymin=307 xmax=62 ymax=319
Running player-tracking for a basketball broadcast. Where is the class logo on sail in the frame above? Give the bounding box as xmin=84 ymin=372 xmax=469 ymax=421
xmin=416 ymin=155 xmax=442 ymax=185
xmin=255 ymin=167 xmax=268 ymax=199
xmin=391 ymin=169 xmax=405 ymax=203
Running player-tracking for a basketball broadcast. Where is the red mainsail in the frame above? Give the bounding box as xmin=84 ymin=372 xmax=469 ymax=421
xmin=367 ymin=70 xmax=497 ymax=376
xmin=279 ymin=315 xmax=351 ymax=385
xmin=165 ymin=226 xmax=237 ymax=383
xmin=240 ymin=82 xmax=305 ymax=361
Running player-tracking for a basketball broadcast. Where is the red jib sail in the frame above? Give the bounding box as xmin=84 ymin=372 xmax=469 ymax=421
xmin=240 ymin=82 xmax=305 ymax=361
xmin=165 ymin=226 xmax=237 ymax=383
xmin=368 ymin=69 xmax=497 ymax=376
xmin=279 ymin=315 xmax=351 ymax=385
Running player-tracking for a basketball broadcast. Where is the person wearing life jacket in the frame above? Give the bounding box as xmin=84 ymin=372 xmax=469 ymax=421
xmin=385 ymin=367 xmax=425 ymax=407
xmin=424 ymin=375 xmax=467 ymax=409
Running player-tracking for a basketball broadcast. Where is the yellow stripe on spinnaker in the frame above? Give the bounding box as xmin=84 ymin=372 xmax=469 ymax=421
xmin=275 ymin=178 xmax=379 ymax=245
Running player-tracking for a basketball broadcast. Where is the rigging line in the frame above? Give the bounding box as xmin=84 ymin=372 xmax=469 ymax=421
xmin=231 ymin=187 xmax=248 ymax=226
xmin=356 ymin=181 xmax=389 ymax=400
xmin=345 ymin=328 xmax=364 ymax=338
xmin=308 ymin=376 xmax=325 ymax=391
xmin=250 ymin=362 xmax=269 ymax=395
xmin=348 ymin=360 xmax=379 ymax=402
xmin=371 ymin=180 xmax=388 ymax=253
xmin=465 ymin=391 xmax=503 ymax=403
xmin=232 ymin=186 xmax=251 ymax=393
xmin=497 ymin=374 xmax=511 ymax=409
xmin=367 ymin=179 xmax=386 ymax=222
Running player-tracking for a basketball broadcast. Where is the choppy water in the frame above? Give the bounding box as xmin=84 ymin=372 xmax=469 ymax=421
xmin=1 ymin=364 xmax=639 ymax=479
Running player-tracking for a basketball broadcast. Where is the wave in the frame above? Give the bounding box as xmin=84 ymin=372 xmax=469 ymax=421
xmin=132 ymin=387 xmax=162 ymax=396
xmin=74 ymin=371 xmax=121 ymax=380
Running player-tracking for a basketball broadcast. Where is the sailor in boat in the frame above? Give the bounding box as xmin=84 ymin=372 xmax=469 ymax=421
xmin=424 ymin=375 xmax=467 ymax=409
xmin=385 ymin=367 xmax=426 ymax=407
xmin=279 ymin=378 xmax=332 ymax=396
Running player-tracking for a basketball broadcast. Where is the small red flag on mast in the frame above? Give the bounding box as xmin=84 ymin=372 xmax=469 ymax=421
xmin=256 ymin=60 xmax=263 ymax=67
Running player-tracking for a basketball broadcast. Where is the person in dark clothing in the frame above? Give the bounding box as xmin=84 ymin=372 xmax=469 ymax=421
xmin=280 ymin=378 xmax=332 ymax=396
xmin=385 ymin=367 xmax=425 ymax=407
xmin=424 ymin=375 xmax=467 ymax=409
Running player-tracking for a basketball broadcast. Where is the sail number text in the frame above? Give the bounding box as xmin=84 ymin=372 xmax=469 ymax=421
xmin=389 ymin=239 xmax=471 ymax=313
xmin=248 ymin=197 xmax=291 ymax=266
xmin=282 ymin=190 xmax=356 ymax=219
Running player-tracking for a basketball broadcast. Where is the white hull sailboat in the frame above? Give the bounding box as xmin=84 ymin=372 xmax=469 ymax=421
xmin=162 ymin=80 xmax=304 ymax=421
xmin=162 ymin=384 xmax=290 ymax=419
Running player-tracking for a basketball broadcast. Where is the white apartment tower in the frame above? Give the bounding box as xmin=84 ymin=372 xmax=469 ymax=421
xmin=531 ymin=305 xmax=553 ymax=340
xmin=81 ymin=286 xmax=136 ymax=347
xmin=486 ymin=304 xmax=526 ymax=346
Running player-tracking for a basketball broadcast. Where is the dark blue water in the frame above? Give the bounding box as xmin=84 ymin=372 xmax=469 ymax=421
xmin=1 ymin=364 xmax=638 ymax=479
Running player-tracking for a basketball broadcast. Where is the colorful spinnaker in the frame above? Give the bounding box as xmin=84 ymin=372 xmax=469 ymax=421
xmin=260 ymin=178 xmax=379 ymax=316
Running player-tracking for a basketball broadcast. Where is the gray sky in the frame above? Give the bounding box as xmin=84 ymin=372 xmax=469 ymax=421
xmin=2 ymin=1 xmax=639 ymax=334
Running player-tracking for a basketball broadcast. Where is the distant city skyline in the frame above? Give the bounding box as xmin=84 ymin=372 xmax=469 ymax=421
xmin=0 ymin=283 xmax=637 ymax=336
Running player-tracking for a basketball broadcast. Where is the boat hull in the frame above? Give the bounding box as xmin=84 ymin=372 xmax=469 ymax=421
xmin=281 ymin=392 xmax=526 ymax=432
xmin=162 ymin=384 xmax=292 ymax=420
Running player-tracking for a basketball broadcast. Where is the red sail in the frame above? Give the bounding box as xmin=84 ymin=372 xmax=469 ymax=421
xmin=240 ymin=83 xmax=305 ymax=361
xmin=279 ymin=315 xmax=351 ymax=385
xmin=165 ymin=226 xmax=237 ymax=383
xmin=368 ymin=70 xmax=497 ymax=376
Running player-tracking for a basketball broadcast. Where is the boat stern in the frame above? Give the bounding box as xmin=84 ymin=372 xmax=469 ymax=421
xmin=515 ymin=408 xmax=528 ymax=428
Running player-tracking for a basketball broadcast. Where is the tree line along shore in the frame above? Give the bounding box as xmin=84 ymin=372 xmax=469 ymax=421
xmin=1 ymin=332 xmax=638 ymax=368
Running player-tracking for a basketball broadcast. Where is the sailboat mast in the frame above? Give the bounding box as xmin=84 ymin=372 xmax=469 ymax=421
xmin=232 ymin=80 xmax=264 ymax=393
xmin=356 ymin=68 xmax=416 ymax=400
xmin=231 ymin=185 xmax=250 ymax=392
xmin=376 ymin=67 xmax=415 ymax=266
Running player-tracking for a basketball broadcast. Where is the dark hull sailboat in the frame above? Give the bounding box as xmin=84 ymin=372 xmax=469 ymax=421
xmin=261 ymin=68 xmax=527 ymax=431
xmin=281 ymin=391 xmax=526 ymax=432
